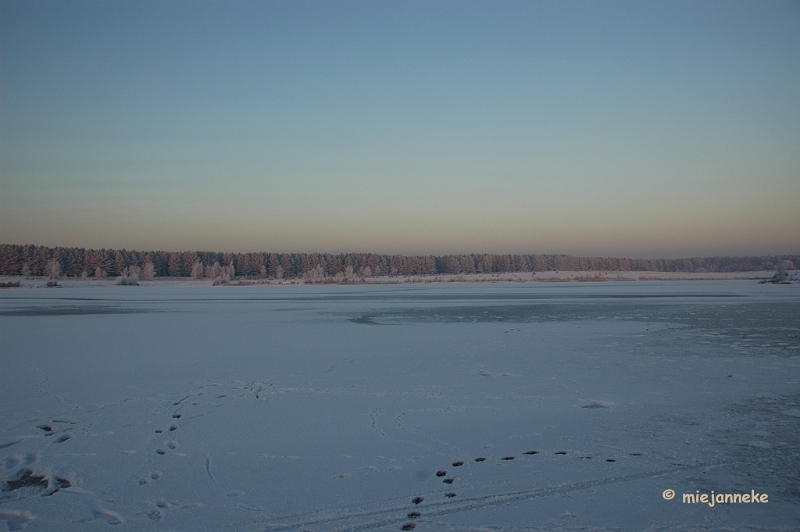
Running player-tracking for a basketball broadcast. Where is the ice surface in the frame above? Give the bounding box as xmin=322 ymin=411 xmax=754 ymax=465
xmin=1 ymin=281 xmax=799 ymax=530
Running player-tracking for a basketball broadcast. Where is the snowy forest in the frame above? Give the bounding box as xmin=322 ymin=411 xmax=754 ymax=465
xmin=0 ymin=244 xmax=796 ymax=281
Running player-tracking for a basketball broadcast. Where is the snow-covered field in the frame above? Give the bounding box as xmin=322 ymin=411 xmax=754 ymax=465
xmin=1 ymin=281 xmax=799 ymax=531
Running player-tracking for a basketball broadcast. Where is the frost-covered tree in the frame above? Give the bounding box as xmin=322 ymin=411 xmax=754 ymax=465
xmin=205 ymin=261 xmax=221 ymax=280
xmin=45 ymin=258 xmax=61 ymax=279
xmin=141 ymin=262 xmax=155 ymax=281
xmin=190 ymin=260 xmax=203 ymax=280
xmin=167 ymin=253 xmax=183 ymax=277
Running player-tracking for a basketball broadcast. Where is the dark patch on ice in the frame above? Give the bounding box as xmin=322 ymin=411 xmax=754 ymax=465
xmin=451 ymin=461 xmax=464 ymax=467
xmin=445 ymin=492 xmax=456 ymax=498
xmin=407 ymin=511 xmax=420 ymax=519
xmin=2 ymin=469 xmax=48 ymax=492
xmin=581 ymin=401 xmax=611 ymax=409
xmin=443 ymin=478 xmax=453 ymax=484
xmin=401 ymin=523 xmax=416 ymax=530
xmin=349 ymin=315 xmax=378 ymax=325
xmin=411 ymin=496 xmax=423 ymax=504
xmin=435 ymin=470 xmax=446 ymax=477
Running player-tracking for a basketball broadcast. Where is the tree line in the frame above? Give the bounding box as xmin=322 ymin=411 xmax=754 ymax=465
xmin=0 ymin=243 xmax=796 ymax=281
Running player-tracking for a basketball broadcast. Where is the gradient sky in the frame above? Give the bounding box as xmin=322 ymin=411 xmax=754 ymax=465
xmin=1 ymin=0 xmax=798 ymax=257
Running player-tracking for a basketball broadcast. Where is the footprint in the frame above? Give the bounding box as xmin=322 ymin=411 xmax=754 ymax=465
xmin=451 ymin=461 xmax=464 ymax=467
xmin=24 ymin=453 xmax=38 ymax=465
xmin=53 ymin=434 xmax=71 ymax=444
xmin=4 ymin=469 xmax=48 ymax=492
xmin=150 ymin=471 xmax=162 ymax=480
xmin=407 ymin=511 xmax=420 ymax=519
xmin=91 ymin=506 xmax=124 ymax=525
xmin=36 ymin=425 xmax=53 ymax=433
xmin=442 ymin=478 xmax=453 ymax=484
xmin=411 ymin=496 xmax=423 ymax=504
xmin=3 ymin=456 xmax=21 ymax=470
xmin=0 ymin=509 xmax=35 ymax=532
xmin=555 ymin=451 xmax=567 ymax=455
xmin=156 ymin=449 xmax=166 ymax=455
xmin=171 ymin=414 xmax=181 ymax=419
xmin=605 ymin=459 xmax=616 ymax=462
xmin=435 ymin=470 xmax=446 ymax=477
xmin=167 ymin=441 xmax=177 ymax=450
xmin=474 ymin=457 xmax=486 ymax=462
xmin=523 ymin=451 xmax=538 ymax=455
xmin=501 ymin=456 xmax=515 ymax=461
xmin=169 ymin=424 xmax=178 ymax=432
xmin=445 ymin=492 xmax=456 ymax=498
xmin=401 ymin=524 xmax=416 ymax=531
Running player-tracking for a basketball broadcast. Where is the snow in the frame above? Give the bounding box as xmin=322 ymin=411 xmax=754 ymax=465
xmin=1 ymin=280 xmax=799 ymax=531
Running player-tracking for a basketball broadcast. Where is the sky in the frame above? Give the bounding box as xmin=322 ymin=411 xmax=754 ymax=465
xmin=1 ymin=0 xmax=798 ymax=258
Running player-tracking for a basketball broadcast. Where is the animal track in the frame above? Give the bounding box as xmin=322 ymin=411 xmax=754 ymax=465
xmin=401 ymin=445 xmax=642 ymax=529
xmin=53 ymin=433 xmax=72 ymax=443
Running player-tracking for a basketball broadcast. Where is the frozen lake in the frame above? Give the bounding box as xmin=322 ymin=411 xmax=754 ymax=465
xmin=1 ymin=281 xmax=799 ymax=531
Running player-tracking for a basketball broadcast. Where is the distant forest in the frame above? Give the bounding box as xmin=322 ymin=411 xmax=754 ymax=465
xmin=0 ymin=243 xmax=796 ymax=281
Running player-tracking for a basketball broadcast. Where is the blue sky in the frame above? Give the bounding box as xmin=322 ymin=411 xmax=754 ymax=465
xmin=1 ymin=0 xmax=798 ymax=257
